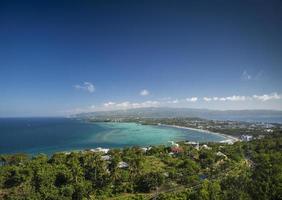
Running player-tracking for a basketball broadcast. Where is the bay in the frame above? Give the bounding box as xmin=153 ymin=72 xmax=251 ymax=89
xmin=0 ymin=118 xmax=226 ymax=155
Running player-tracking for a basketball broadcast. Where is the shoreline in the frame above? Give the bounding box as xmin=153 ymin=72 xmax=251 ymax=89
xmin=1 ymin=122 xmax=240 ymax=155
xmin=158 ymin=124 xmax=240 ymax=143
xmin=92 ymin=121 xmax=241 ymax=143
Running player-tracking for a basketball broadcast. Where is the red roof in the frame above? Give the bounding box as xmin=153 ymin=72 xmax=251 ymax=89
xmin=171 ymin=146 xmax=183 ymax=153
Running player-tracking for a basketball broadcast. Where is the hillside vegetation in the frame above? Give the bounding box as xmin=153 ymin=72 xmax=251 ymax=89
xmin=0 ymin=133 xmax=281 ymax=200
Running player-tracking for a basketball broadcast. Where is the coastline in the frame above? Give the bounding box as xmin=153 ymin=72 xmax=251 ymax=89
xmin=92 ymin=121 xmax=241 ymax=143
xmin=158 ymin=124 xmax=240 ymax=143
xmin=0 ymin=120 xmax=242 ymax=155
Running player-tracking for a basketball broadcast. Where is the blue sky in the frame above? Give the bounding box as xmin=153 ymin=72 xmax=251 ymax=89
xmin=0 ymin=0 xmax=282 ymax=117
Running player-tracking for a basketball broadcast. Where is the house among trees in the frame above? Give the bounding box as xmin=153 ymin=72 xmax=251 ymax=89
xmin=89 ymin=147 xmax=110 ymax=154
xmin=216 ymin=151 xmax=228 ymax=159
xmin=101 ymin=155 xmax=111 ymax=161
xmin=170 ymin=146 xmax=184 ymax=154
xmin=118 ymin=161 xmax=129 ymax=168
xmin=185 ymin=141 xmax=200 ymax=150
xmin=241 ymin=135 xmax=253 ymax=141
xmin=201 ymin=144 xmax=211 ymax=150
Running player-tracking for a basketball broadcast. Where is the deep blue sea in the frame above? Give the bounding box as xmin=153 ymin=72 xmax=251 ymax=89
xmin=0 ymin=118 xmax=227 ymax=155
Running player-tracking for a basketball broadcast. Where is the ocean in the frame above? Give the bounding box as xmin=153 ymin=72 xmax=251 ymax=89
xmin=0 ymin=118 xmax=226 ymax=155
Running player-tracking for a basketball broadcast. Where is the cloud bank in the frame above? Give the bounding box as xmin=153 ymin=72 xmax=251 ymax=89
xmin=66 ymin=92 xmax=282 ymax=115
xmin=186 ymin=97 xmax=198 ymax=102
xmin=103 ymin=100 xmax=160 ymax=110
xmin=203 ymin=93 xmax=281 ymax=102
xmin=253 ymin=93 xmax=281 ymax=101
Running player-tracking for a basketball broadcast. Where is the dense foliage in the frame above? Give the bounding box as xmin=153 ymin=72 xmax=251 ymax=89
xmin=0 ymin=133 xmax=281 ymax=199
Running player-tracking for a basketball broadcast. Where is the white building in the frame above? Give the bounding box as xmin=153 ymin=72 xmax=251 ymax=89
xmin=101 ymin=155 xmax=111 ymax=161
xmin=241 ymin=135 xmax=253 ymax=141
xmin=168 ymin=141 xmax=179 ymax=147
xmin=89 ymin=147 xmax=110 ymax=154
xmin=265 ymin=129 xmax=273 ymax=133
xmin=118 ymin=161 xmax=129 ymax=168
xmin=216 ymin=151 xmax=227 ymax=159
xmin=201 ymin=144 xmax=211 ymax=150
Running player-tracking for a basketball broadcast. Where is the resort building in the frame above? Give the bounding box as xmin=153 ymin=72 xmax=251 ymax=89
xmin=89 ymin=147 xmax=110 ymax=154
xmin=118 ymin=161 xmax=129 ymax=169
xmin=241 ymin=135 xmax=253 ymax=141
xmin=101 ymin=155 xmax=111 ymax=161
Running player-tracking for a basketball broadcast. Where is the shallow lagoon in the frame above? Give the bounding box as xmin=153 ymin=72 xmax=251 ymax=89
xmin=0 ymin=118 xmax=226 ymax=155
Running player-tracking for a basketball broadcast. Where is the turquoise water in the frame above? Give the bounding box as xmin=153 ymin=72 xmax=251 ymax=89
xmin=0 ymin=118 xmax=226 ymax=155
xmin=90 ymin=123 xmax=226 ymax=146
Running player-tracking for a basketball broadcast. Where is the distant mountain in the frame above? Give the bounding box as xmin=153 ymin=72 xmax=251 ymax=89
xmin=75 ymin=107 xmax=282 ymax=123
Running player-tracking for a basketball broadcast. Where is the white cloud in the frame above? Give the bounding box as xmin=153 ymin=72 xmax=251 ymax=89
xmin=219 ymin=97 xmax=227 ymax=101
xmin=140 ymin=89 xmax=150 ymax=96
xmin=253 ymin=93 xmax=281 ymax=101
xmin=172 ymin=99 xmax=179 ymax=104
xmin=167 ymin=99 xmax=179 ymax=104
xmin=241 ymin=70 xmax=252 ymax=80
xmin=102 ymin=100 xmax=160 ymax=110
xmin=241 ymin=70 xmax=263 ymax=81
xmin=202 ymin=93 xmax=281 ymax=102
xmin=116 ymin=101 xmax=131 ymax=108
xmin=205 ymin=96 xmax=247 ymax=102
xmin=186 ymin=97 xmax=198 ymax=102
xmin=206 ymin=95 xmax=248 ymax=102
xmin=103 ymin=101 xmax=116 ymax=107
xmin=226 ymin=95 xmax=247 ymax=101
xmin=74 ymin=82 xmax=95 ymax=93
xmin=65 ymin=92 xmax=282 ymax=115
xmin=203 ymin=97 xmax=212 ymax=102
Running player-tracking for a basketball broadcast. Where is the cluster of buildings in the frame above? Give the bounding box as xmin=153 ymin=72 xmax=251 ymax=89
xmin=184 ymin=119 xmax=277 ymax=132
xmin=90 ymin=147 xmax=129 ymax=169
xmin=64 ymin=147 xmax=130 ymax=169
xmin=174 ymin=119 xmax=281 ymax=139
xmin=169 ymin=141 xmax=228 ymax=160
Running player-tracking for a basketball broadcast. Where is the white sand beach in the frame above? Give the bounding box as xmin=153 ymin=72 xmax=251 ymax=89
xmin=159 ymin=124 xmax=240 ymax=143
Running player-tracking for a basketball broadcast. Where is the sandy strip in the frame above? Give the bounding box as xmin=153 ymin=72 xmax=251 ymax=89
xmin=158 ymin=124 xmax=240 ymax=143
